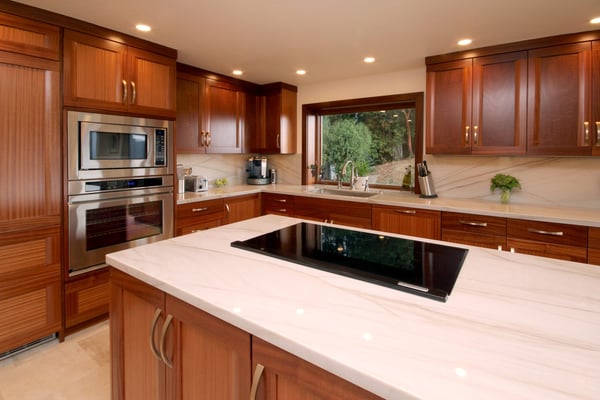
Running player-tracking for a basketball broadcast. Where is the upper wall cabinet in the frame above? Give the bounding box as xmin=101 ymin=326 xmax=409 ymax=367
xmin=63 ymin=30 xmax=176 ymax=118
xmin=0 ymin=12 xmax=59 ymax=60
xmin=527 ymin=42 xmax=593 ymax=156
xmin=176 ymin=69 xmax=247 ymax=154
xmin=249 ymin=83 xmax=297 ymax=154
xmin=426 ymin=31 xmax=600 ymax=157
xmin=426 ymin=52 xmax=527 ymax=155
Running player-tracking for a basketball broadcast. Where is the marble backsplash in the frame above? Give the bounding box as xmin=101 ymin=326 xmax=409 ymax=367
xmin=176 ymin=153 xmax=600 ymax=209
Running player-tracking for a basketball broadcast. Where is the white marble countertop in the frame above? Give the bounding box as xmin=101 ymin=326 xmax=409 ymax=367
xmin=107 ymin=215 xmax=600 ymax=400
xmin=177 ymin=184 xmax=600 ymax=227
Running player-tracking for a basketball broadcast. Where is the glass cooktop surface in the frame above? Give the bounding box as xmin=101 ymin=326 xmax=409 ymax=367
xmin=231 ymin=222 xmax=468 ymax=302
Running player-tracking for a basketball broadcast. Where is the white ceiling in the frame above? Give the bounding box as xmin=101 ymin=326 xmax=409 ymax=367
xmin=14 ymin=0 xmax=600 ymax=85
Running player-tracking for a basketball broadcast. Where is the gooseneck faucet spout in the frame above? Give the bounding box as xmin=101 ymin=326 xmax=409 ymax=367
xmin=341 ymin=160 xmax=358 ymax=190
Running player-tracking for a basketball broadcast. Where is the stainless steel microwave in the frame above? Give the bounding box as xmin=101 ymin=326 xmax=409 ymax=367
xmin=68 ymin=111 xmax=173 ymax=180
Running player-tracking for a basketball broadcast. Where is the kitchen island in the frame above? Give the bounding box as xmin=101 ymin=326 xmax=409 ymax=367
xmin=107 ymin=215 xmax=600 ymax=399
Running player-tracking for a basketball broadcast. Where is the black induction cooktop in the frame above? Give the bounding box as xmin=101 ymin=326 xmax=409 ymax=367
xmin=231 ymin=222 xmax=468 ymax=302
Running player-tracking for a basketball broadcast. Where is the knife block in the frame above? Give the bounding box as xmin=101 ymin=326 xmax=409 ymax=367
xmin=418 ymin=174 xmax=438 ymax=198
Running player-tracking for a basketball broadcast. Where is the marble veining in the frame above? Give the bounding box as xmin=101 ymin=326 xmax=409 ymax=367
xmin=107 ymin=215 xmax=600 ymax=400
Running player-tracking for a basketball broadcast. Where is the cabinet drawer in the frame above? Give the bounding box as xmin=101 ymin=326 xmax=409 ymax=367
xmin=442 ymin=212 xmax=506 ymax=236
xmin=507 ymin=219 xmax=587 ymax=247
xmin=442 ymin=230 xmax=506 ymax=250
xmin=589 ymin=227 xmax=600 ymax=250
xmin=65 ymin=269 xmax=109 ymax=330
xmin=372 ymin=206 xmax=440 ymax=239
xmin=507 ymin=238 xmax=587 ymax=263
xmin=178 ymin=199 xmax=225 ymax=221
xmin=262 ymin=193 xmax=295 ymax=216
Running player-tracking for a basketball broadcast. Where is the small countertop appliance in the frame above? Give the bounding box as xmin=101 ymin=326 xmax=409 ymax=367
xmin=247 ymin=156 xmax=271 ymax=185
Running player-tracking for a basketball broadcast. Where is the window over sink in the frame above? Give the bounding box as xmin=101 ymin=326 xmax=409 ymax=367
xmin=302 ymin=93 xmax=424 ymax=191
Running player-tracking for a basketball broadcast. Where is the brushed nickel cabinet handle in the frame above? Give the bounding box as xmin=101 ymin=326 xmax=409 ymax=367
xmin=122 ymin=80 xmax=128 ymax=103
xmin=596 ymin=122 xmax=600 ymax=145
xmin=276 ymin=208 xmax=287 ymax=213
xmin=275 ymin=199 xmax=287 ymax=203
xmin=396 ymin=209 xmax=416 ymax=214
xmin=249 ymin=363 xmax=265 ymax=400
xmin=473 ymin=125 xmax=479 ymax=144
xmin=225 ymin=203 xmax=230 ymax=214
xmin=149 ymin=308 xmax=162 ymax=361
xmin=159 ymin=314 xmax=174 ymax=368
xmin=276 ymin=134 xmax=280 ymax=148
xmin=198 ymin=131 xmax=204 ymax=147
xmin=459 ymin=219 xmax=488 ymax=227
xmin=465 ymin=126 xmax=470 ymax=145
xmin=131 ymin=81 xmax=136 ymax=104
xmin=584 ymin=121 xmax=589 ymax=144
xmin=205 ymin=131 xmax=212 ymax=147
xmin=527 ymin=228 xmax=563 ymax=236
xmin=192 ymin=207 xmax=209 ymax=212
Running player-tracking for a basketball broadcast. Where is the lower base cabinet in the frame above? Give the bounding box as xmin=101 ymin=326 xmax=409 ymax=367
xmin=251 ymin=337 xmax=383 ymax=400
xmin=110 ymin=268 xmax=382 ymax=400
xmin=64 ymin=269 xmax=109 ymax=332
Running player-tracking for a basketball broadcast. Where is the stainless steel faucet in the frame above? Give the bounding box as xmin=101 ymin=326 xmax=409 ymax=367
xmin=341 ymin=160 xmax=358 ymax=190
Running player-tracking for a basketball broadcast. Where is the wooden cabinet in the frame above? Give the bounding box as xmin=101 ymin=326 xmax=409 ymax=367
xmin=176 ymin=68 xmax=246 ymax=154
xmin=589 ymin=227 xmax=600 ymax=265
xmin=527 ymin=42 xmax=593 ymax=155
xmin=250 ymin=83 xmax=297 ymax=154
xmin=441 ymin=212 xmax=507 ymax=250
xmin=372 ymin=205 xmax=440 ymax=240
xmin=294 ymin=197 xmax=372 ymax=229
xmin=0 ymin=227 xmax=62 ymax=354
xmin=224 ymin=194 xmax=261 ymax=224
xmin=176 ymin=199 xmax=225 ymax=235
xmin=262 ymin=193 xmax=295 ymax=217
xmin=110 ymin=268 xmax=252 ymax=400
xmin=0 ymin=13 xmax=62 ymax=353
xmin=63 ymin=30 xmax=176 ymax=118
xmin=426 ymin=52 xmax=527 ymax=155
xmin=507 ymin=219 xmax=588 ymax=263
xmin=592 ymin=41 xmax=600 ymax=156
xmin=251 ymin=337 xmax=383 ymax=400
xmin=64 ymin=269 xmax=109 ymax=332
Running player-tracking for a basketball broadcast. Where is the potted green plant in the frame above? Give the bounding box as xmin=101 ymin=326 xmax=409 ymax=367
xmin=490 ymin=173 xmax=521 ymax=204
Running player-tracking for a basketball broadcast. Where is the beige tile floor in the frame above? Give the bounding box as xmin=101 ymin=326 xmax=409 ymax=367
xmin=0 ymin=321 xmax=110 ymax=400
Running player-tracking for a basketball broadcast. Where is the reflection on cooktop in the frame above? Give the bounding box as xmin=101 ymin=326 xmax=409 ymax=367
xmin=231 ymin=222 xmax=468 ymax=302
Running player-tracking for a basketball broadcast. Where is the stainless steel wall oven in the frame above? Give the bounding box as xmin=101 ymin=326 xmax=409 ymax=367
xmin=67 ymin=112 xmax=174 ymax=276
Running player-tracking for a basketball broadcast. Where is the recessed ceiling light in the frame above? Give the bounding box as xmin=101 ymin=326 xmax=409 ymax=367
xmin=364 ymin=57 xmax=375 ymax=63
xmin=232 ymin=70 xmax=243 ymax=76
xmin=135 ymin=24 xmax=151 ymax=32
xmin=296 ymin=69 xmax=307 ymax=75
xmin=458 ymin=38 xmax=472 ymax=46
xmin=591 ymin=17 xmax=600 ymax=24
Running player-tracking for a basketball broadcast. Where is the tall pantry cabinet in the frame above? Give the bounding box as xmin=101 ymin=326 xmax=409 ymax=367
xmin=0 ymin=12 xmax=62 ymax=354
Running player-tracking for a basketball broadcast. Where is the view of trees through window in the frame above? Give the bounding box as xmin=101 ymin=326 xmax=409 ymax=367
xmin=320 ymin=108 xmax=416 ymax=188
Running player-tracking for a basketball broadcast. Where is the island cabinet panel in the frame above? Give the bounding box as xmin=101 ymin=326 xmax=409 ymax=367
xmin=176 ymin=70 xmax=246 ymax=154
xmin=251 ymin=337 xmax=383 ymax=400
xmin=224 ymin=193 xmax=261 ymax=225
xmin=293 ymin=197 xmax=372 ymax=229
xmin=63 ymin=30 xmax=176 ymax=118
xmin=426 ymin=52 xmax=527 ymax=155
xmin=441 ymin=211 xmax=507 ymax=250
xmin=176 ymin=199 xmax=225 ymax=235
xmin=588 ymin=227 xmax=600 ymax=265
xmin=372 ymin=205 xmax=440 ymax=240
xmin=527 ymin=42 xmax=592 ymax=156
xmin=507 ymin=219 xmax=588 ymax=263
xmin=111 ymin=268 xmax=252 ymax=400
xmin=262 ymin=193 xmax=296 ymax=217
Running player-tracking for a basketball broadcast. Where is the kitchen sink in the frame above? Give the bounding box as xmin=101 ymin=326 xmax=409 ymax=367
xmin=311 ymin=188 xmax=381 ymax=198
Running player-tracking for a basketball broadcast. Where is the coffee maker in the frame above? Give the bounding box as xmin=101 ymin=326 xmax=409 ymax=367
xmin=246 ymin=156 xmax=270 ymax=185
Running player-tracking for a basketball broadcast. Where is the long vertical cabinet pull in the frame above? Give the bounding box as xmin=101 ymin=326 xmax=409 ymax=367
xmin=159 ymin=314 xmax=174 ymax=368
xmin=473 ymin=125 xmax=479 ymax=144
xmin=122 ymin=80 xmax=128 ymax=104
xmin=149 ymin=308 xmax=163 ymax=360
xmin=249 ymin=363 xmax=265 ymax=400
xmin=596 ymin=122 xmax=600 ymax=145
xmin=131 ymin=81 xmax=137 ymax=104
xmin=584 ymin=121 xmax=589 ymax=144
xmin=464 ymin=126 xmax=470 ymax=146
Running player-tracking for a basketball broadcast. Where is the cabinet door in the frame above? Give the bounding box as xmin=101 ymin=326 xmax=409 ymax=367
xmin=110 ymin=268 xmax=167 ymax=400
xmin=251 ymin=337 xmax=383 ymax=400
xmin=426 ymin=59 xmax=472 ymax=154
xmin=63 ymin=30 xmax=128 ymax=112
xmin=64 ymin=269 xmax=109 ymax=330
xmin=589 ymin=227 xmax=600 ymax=266
xmin=166 ymin=295 xmax=251 ymax=400
xmin=176 ymin=75 xmax=204 ymax=153
xmin=225 ymin=194 xmax=261 ymax=224
xmin=251 ymin=86 xmax=297 ymax=154
xmin=472 ymin=52 xmax=527 ymax=155
xmin=372 ymin=206 xmax=440 ymax=240
xmin=592 ymin=41 xmax=600 ymax=156
xmin=0 ymin=12 xmax=59 ymax=59
xmin=127 ymin=47 xmax=176 ymax=118
xmin=205 ymin=79 xmax=244 ymax=153
xmin=527 ymin=42 xmax=592 ymax=155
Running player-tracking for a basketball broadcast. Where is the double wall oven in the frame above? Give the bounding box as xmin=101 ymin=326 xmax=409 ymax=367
xmin=67 ymin=111 xmax=174 ymax=276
